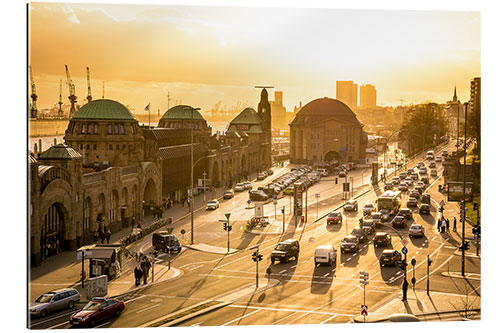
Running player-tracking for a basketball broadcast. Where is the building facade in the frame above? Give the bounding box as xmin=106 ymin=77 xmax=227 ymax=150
xmin=336 ymin=81 xmax=358 ymax=110
xmin=270 ymin=91 xmax=288 ymax=130
xmin=359 ymin=84 xmax=377 ymax=109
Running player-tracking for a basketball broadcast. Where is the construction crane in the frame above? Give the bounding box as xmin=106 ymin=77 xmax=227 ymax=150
xmin=86 ymin=67 xmax=92 ymax=103
xmin=102 ymin=81 xmax=105 ymax=99
xmin=29 ymin=65 xmax=38 ymax=119
xmin=58 ymin=80 xmax=63 ymax=117
xmin=64 ymin=64 xmax=77 ymax=118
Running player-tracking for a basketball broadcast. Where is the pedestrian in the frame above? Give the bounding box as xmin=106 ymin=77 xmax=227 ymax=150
xmin=441 ymin=219 xmax=446 ymax=233
xmin=402 ymin=278 xmax=409 ymax=301
xmin=93 ymin=230 xmax=99 ymax=243
xmin=141 ymin=259 xmax=151 ymax=285
xmin=100 ymin=230 xmax=106 ymax=244
xmin=453 ymin=217 xmax=457 ymax=232
xmin=181 ymin=197 xmax=185 ymax=207
xmin=187 ymin=198 xmax=191 ymax=210
xmin=134 ymin=266 xmax=142 ymax=287
xmin=105 ymin=229 xmax=111 ymax=244
xmin=446 ymin=218 xmax=450 ymax=232
xmin=137 ymin=221 xmax=142 ymax=230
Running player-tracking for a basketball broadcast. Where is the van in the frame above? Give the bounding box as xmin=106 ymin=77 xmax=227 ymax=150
xmin=152 ymin=231 xmax=182 ymax=253
xmin=314 ymin=245 xmax=337 ymax=266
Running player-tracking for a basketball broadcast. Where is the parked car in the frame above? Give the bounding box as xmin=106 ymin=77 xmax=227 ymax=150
xmin=206 ymin=199 xmax=220 ymax=210
xmin=373 ymin=232 xmax=392 ymax=247
xmin=407 ymin=197 xmax=418 ymax=207
xmin=421 ymin=193 xmax=431 ymax=205
xmin=392 ymin=215 xmax=407 ymax=228
xmin=419 ymin=204 xmax=430 ymax=214
xmin=223 ymin=189 xmax=234 ymax=199
xmin=30 ymin=288 xmax=80 ymax=318
xmin=271 ymin=239 xmax=300 ymax=264
xmin=327 ymin=212 xmax=343 ymax=224
xmin=314 ymin=245 xmax=337 ymax=266
xmin=234 ymin=183 xmax=245 ymax=192
xmin=379 ymin=249 xmax=402 ymax=267
xmin=363 ymin=203 xmax=375 ymax=216
xmin=283 ymin=186 xmax=294 ymax=195
xmin=341 ymin=235 xmax=360 ymax=253
xmin=70 ymin=297 xmax=125 ymax=327
xmin=344 ymin=200 xmax=358 ymax=212
xmin=409 ymin=224 xmax=425 ymax=238
xmin=152 ymin=232 xmax=182 ymax=253
xmin=257 ymin=173 xmax=266 ymax=180
xmin=249 ymin=190 xmax=268 ymax=201
xmin=351 ymin=226 xmax=368 ymax=243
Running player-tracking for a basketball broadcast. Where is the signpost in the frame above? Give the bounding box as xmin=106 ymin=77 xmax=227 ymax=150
xmin=273 ymin=195 xmax=277 ymax=220
xmin=315 ymin=193 xmax=320 ymax=219
xmin=180 ymin=229 xmax=185 ymax=240
xmin=401 ymin=246 xmax=408 ymax=255
xmin=359 ymin=271 xmax=369 ymax=322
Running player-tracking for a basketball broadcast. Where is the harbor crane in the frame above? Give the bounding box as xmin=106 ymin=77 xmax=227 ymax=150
xmin=58 ymin=80 xmax=64 ymax=117
xmin=86 ymin=67 xmax=92 ymax=102
xmin=29 ymin=65 xmax=38 ymax=119
xmin=64 ymin=64 xmax=77 ymax=118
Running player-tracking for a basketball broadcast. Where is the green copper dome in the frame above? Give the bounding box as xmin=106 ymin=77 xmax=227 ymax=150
xmin=160 ymin=105 xmax=205 ymax=120
xmin=72 ymin=99 xmax=135 ymax=120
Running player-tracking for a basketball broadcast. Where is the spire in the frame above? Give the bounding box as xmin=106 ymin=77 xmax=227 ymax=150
xmin=453 ymin=85 xmax=457 ymax=102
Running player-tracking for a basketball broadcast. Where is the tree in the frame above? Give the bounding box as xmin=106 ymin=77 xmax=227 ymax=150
xmin=398 ymin=103 xmax=448 ymax=156
xmin=467 ymin=103 xmax=480 ymax=157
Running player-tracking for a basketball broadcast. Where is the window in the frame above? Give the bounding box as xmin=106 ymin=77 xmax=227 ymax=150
xmin=120 ymin=124 xmax=125 ymax=134
xmin=109 ymin=145 xmax=113 ymax=150
xmin=81 ymin=124 xmax=86 ymax=134
xmin=108 ymin=124 xmax=112 ymax=134
xmin=131 ymin=125 xmax=136 ymax=134
xmin=94 ymin=124 xmax=98 ymax=134
xmin=80 ymin=144 xmax=84 ymax=149
xmin=114 ymin=124 xmax=119 ymax=134
xmin=123 ymin=144 xmax=126 ymax=149
xmin=86 ymin=144 xmax=90 ymax=150
xmin=116 ymin=144 xmax=120 ymax=150
xmin=93 ymin=144 xmax=97 ymax=150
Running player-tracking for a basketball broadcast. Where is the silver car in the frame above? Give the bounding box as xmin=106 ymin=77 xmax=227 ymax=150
xmin=30 ymin=288 xmax=80 ymax=318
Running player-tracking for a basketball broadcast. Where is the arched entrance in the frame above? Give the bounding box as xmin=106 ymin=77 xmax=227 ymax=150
xmin=41 ymin=203 xmax=65 ymax=261
xmin=325 ymin=151 xmax=340 ymax=164
xmin=143 ymin=178 xmax=158 ymax=216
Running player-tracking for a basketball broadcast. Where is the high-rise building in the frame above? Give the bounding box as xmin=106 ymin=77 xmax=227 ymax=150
xmin=270 ymin=91 xmax=287 ymax=130
xmin=336 ymin=81 xmax=358 ymax=109
xmin=359 ymin=84 xmax=377 ymax=108
xmin=469 ymin=77 xmax=481 ymax=115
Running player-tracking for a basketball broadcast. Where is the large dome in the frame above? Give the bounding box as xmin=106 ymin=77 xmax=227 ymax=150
xmin=72 ymin=99 xmax=135 ymax=120
xmin=161 ymin=105 xmax=205 ymax=120
xmin=291 ymin=97 xmax=360 ymax=125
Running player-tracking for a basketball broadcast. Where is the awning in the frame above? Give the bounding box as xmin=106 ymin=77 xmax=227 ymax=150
xmin=83 ymin=248 xmax=115 ymax=259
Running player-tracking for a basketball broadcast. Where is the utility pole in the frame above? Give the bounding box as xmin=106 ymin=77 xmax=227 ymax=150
xmin=202 ymin=171 xmax=207 ymax=202
xmin=281 ymin=206 xmax=285 ymax=233
xmin=315 ymin=193 xmax=320 ymax=220
xmin=427 ymin=255 xmax=432 ymax=295
xmin=222 ymin=213 xmax=232 ymax=253
xmin=462 ymin=102 xmax=468 ymax=277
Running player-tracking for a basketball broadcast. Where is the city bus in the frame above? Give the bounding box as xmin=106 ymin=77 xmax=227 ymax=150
xmin=376 ymin=190 xmax=402 ymax=215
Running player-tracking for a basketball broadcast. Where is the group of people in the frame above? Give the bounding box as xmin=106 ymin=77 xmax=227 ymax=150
xmin=437 ymin=216 xmax=457 ymax=233
xmin=94 ymin=227 xmax=111 ymax=244
xmin=134 ymin=257 xmax=152 ymax=286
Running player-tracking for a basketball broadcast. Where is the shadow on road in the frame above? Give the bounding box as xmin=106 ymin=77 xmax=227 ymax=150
xmin=326 ymin=223 xmax=342 ymax=233
xmin=410 ymin=235 xmax=429 ymax=248
xmin=380 ymin=265 xmax=404 ymax=286
xmin=310 ymin=263 xmax=336 ymax=294
xmin=236 ymin=232 xmax=257 ymax=250
xmin=268 ymin=258 xmax=298 ymax=286
xmin=340 ymin=250 xmax=360 ymax=267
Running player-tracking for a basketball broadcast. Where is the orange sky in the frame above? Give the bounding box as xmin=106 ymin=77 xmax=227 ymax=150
xmin=29 ymin=2 xmax=480 ymax=114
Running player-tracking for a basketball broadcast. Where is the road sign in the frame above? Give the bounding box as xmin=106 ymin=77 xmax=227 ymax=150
xmin=315 ymin=193 xmax=320 ymax=199
xmin=401 ymin=238 xmax=409 ymax=246
xmin=180 ymin=229 xmax=185 ymax=234
xmin=225 ymin=213 xmax=231 ymax=220
xmin=166 ymin=227 xmax=174 ymax=234
xmin=361 ymin=305 xmax=368 ymax=316
xmin=273 ymin=194 xmax=277 ymax=200
xmin=247 ymin=200 xmax=251 ymax=205
xmin=440 ymin=200 xmax=446 ymax=206
xmin=359 ymin=271 xmax=369 ymax=285
xmin=401 ymin=246 xmax=408 ymax=255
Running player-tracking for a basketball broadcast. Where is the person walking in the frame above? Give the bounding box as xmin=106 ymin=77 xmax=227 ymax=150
xmin=187 ymin=197 xmax=191 ymax=210
xmin=134 ymin=266 xmax=142 ymax=287
xmin=105 ymin=229 xmax=111 ymax=244
xmin=181 ymin=197 xmax=185 ymax=207
xmin=441 ymin=219 xmax=446 ymax=233
xmin=137 ymin=221 xmax=142 ymax=230
xmin=446 ymin=218 xmax=450 ymax=233
xmin=100 ymin=230 xmax=106 ymax=244
xmin=453 ymin=217 xmax=457 ymax=232
xmin=402 ymin=278 xmax=409 ymax=301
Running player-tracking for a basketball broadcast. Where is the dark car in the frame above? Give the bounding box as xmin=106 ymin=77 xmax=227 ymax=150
xmin=399 ymin=208 xmax=413 ymax=220
xmin=409 ymin=189 xmax=420 ymax=199
xmin=249 ymin=190 xmax=268 ymax=201
xmin=384 ymin=183 xmax=393 ymax=191
xmin=327 ymin=212 xmax=343 ymax=224
xmin=152 ymin=232 xmax=182 ymax=253
xmin=341 ymin=235 xmax=360 ymax=253
xmin=267 ymin=169 xmax=274 ymax=175
xmin=351 ymin=226 xmax=368 ymax=243
xmin=419 ymin=204 xmax=430 ymax=214
xmin=270 ymin=239 xmax=300 ymax=264
xmin=407 ymin=197 xmax=418 ymax=208
xmin=379 ymin=249 xmax=402 ymax=267
xmin=361 ymin=220 xmax=376 ymax=234
xmin=373 ymin=232 xmax=392 ymax=247
xmin=392 ymin=215 xmax=407 ymax=228
xmin=421 ymin=193 xmax=431 ymax=204
xmin=70 ymin=297 xmax=125 ymax=327
xmin=420 ymin=176 xmax=429 ymax=185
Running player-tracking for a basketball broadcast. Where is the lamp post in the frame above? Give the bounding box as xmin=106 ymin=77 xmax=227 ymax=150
xmin=461 ymin=102 xmax=468 ymax=277
xmin=185 ymin=106 xmax=201 ymax=245
xmin=202 ymin=171 xmax=207 ymax=202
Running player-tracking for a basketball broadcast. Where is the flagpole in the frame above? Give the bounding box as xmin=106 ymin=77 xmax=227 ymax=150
xmin=148 ymin=103 xmax=151 ymax=128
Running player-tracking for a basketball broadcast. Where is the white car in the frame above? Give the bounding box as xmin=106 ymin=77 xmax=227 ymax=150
xmin=419 ymin=167 xmax=427 ymax=175
xmin=363 ymin=203 xmax=375 ymax=215
xmin=409 ymin=224 xmax=425 ymax=237
xmin=244 ymin=182 xmax=252 ymax=190
xmin=436 ymin=156 xmax=442 ymax=162
xmin=206 ymin=200 xmax=220 ymax=210
xmin=234 ymin=183 xmax=245 ymax=192
xmin=344 ymin=200 xmax=358 ymax=211
xmin=314 ymin=245 xmax=337 ymax=266
xmin=316 ymin=169 xmax=328 ymax=177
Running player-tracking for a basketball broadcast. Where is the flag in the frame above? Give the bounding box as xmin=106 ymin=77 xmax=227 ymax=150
xmin=144 ymin=103 xmax=150 ymax=112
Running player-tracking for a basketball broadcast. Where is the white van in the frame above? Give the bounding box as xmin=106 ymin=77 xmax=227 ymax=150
xmin=316 ymin=168 xmax=328 ymax=177
xmin=314 ymin=245 xmax=337 ymax=266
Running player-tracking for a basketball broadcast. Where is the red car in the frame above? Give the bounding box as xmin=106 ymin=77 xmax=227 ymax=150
xmin=70 ymin=297 xmax=125 ymax=327
xmin=327 ymin=212 xmax=343 ymax=224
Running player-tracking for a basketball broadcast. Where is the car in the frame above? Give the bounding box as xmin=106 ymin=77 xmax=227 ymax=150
xmin=314 ymin=245 xmax=337 ymax=266
xmin=392 ymin=215 xmax=407 ymax=228
xmin=414 ymin=185 xmax=424 ymax=194
xmin=410 ymin=173 xmax=419 ymax=181
xmin=417 ymin=162 xmax=424 ymax=168
xmin=351 ymin=226 xmax=369 ymax=243
xmin=234 ymin=183 xmax=245 ymax=192
xmin=267 ymin=169 xmax=274 ymax=175
xmin=407 ymin=197 xmax=418 ymax=207
xmin=409 ymin=189 xmax=420 ymax=199
xmin=391 ymin=177 xmax=400 ymax=185
xmin=206 ymin=199 xmax=220 ymax=210
xmin=436 ymin=156 xmax=442 ymax=162
xmin=361 ymin=220 xmax=376 ymax=234
xmin=339 ymin=171 xmax=347 ymax=178
xmin=316 ymin=168 xmax=329 ymax=177
xmin=404 ymin=178 xmax=413 ymax=186
xmin=371 ymin=212 xmax=383 ymax=224
xmin=341 ymin=235 xmax=360 ymax=253
xmin=223 ymin=189 xmax=234 ymax=199
xmin=327 ymin=211 xmax=343 ymax=224
xmin=399 ymin=172 xmax=407 ymax=180
xmin=70 ymin=297 xmax=125 ymax=327
xmin=419 ymin=167 xmax=427 ymax=175
xmin=249 ymin=190 xmax=268 ymax=201
xmin=430 ymin=169 xmax=438 ymax=177
xmin=283 ymin=186 xmax=294 ymax=195
xmin=420 ymin=176 xmax=429 ymax=184
xmin=379 ymin=249 xmax=402 ymax=267
xmin=429 ymin=162 xmax=436 ymax=168
xmin=257 ymin=173 xmax=266 ymax=180
xmin=271 ymin=239 xmax=300 ymax=264
xmin=419 ymin=203 xmax=430 ymax=214
xmin=379 ymin=209 xmax=392 ymax=222
xmin=243 ymin=182 xmax=253 ymax=190
xmin=30 ymin=288 xmax=80 ymax=318
xmin=426 ymin=154 xmax=434 ymax=160
xmin=409 ymin=224 xmax=425 ymax=238
xmin=152 ymin=232 xmax=182 ymax=253
xmin=399 ymin=208 xmax=413 ymax=220
xmin=373 ymin=232 xmax=392 ymax=247
xmin=363 ymin=203 xmax=375 ymax=215
xmin=398 ymin=183 xmax=408 ymax=191
xmin=421 ymin=193 xmax=431 ymax=204
xmin=442 ymin=150 xmax=449 ymax=157
xmin=384 ymin=183 xmax=393 ymax=191
xmin=344 ymin=200 xmax=358 ymax=211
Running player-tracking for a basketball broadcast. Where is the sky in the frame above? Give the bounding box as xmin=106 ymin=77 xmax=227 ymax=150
xmin=28 ymin=2 xmax=480 ymax=114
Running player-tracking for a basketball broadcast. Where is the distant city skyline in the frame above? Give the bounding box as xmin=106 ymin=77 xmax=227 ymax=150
xmin=29 ymin=3 xmax=480 ymax=114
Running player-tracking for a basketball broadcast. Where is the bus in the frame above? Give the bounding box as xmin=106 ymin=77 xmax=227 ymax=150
xmin=376 ymin=190 xmax=402 ymax=214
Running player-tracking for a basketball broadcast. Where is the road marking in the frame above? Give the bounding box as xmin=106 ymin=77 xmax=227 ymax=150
xmin=136 ymin=303 xmax=161 ymax=314
xmin=93 ymin=321 xmax=111 ymax=328
xmin=320 ymin=314 xmax=338 ymax=324
xmin=190 ymin=322 xmax=203 ymax=326
xmin=46 ymin=321 xmax=69 ymax=329
xmin=124 ymin=294 xmax=147 ymax=304
xmin=290 ymin=265 xmax=297 ymax=269
xmin=323 ymin=272 xmax=330 ymax=277
xmin=221 ymin=309 xmax=261 ymax=326
xmin=346 ymin=258 xmax=351 ymax=261
xmin=229 ymin=304 xmax=353 ymax=317
xmin=279 ymin=269 xmax=287 ymax=274
xmin=270 ymin=311 xmax=298 ymax=325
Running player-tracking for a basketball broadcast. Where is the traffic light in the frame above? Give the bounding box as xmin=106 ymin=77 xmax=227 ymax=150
xmin=153 ymin=250 xmax=158 ymax=258
xmin=281 ymin=207 xmax=285 ymax=214
xmin=251 ymin=251 xmax=263 ymax=262
xmin=473 ymin=201 xmax=478 ymax=211
xmin=223 ymin=222 xmax=228 ymax=231
xmin=464 ymin=241 xmax=470 ymax=251
xmin=427 ymin=257 xmax=432 ymax=266
xmin=335 ymin=177 xmax=338 ymax=184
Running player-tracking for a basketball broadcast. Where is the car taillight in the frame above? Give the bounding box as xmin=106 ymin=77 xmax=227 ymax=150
xmin=391 ymin=257 xmax=394 ymax=261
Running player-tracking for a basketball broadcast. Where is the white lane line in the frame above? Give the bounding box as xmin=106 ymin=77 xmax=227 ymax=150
xmin=323 ymin=273 xmax=330 ymax=277
xmin=124 ymin=294 xmax=147 ymax=304
xmin=290 ymin=265 xmax=297 ymax=269
xmin=346 ymin=258 xmax=351 ymax=262
xmin=271 ymin=311 xmax=298 ymax=325
xmin=229 ymin=304 xmax=353 ymax=317
xmin=136 ymin=303 xmax=161 ymax=314
xmin=221 ymin=309 xmax=261 ymax=326
xmin=30 ymin=310 xmax=77 ymax=326
xmin=46 ymin=321 xmax=69 ymax=329
xmin=93 ymin=321 xmax=111 ymax=328
xmin=279 ymin=269 xmax=287 ymax=274
xmin=320 ymin=314 xmax=338 ymax=324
